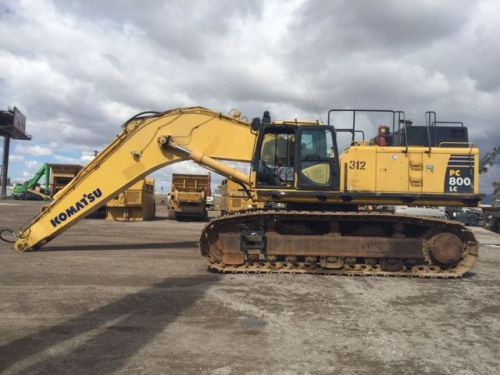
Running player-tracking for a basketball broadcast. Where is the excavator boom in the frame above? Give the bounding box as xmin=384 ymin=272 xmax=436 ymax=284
xmin=15 ymin=107 xmax=256 ymax=252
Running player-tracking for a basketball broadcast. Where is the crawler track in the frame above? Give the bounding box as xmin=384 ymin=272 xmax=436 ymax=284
xmin=199 ymin=211 xmax=478 ymax=278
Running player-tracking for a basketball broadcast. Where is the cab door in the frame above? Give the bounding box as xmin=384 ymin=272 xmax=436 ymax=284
xmin=297 ymin=127 xmax=340 ymax=190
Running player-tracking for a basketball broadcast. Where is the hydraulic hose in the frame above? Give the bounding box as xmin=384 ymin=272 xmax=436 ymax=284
xmin=0 ymin=229 xmax=17 ymax=244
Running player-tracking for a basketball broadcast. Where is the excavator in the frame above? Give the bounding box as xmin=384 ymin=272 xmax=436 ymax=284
xmin=12 ymin=163 xmax=53 ymax=200
xmin=2 ymin=107 xmax=481 ymax=278
xmin=12 ymin=163 xmax=83 ymax=200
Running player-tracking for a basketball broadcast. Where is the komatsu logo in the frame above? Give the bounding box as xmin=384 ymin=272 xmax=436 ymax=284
xmin=50 ymin=188 xmax=103 ymax=228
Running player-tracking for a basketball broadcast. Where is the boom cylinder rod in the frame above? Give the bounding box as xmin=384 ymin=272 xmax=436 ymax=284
xmin=160 ymin=137 xmax=252 ymax=187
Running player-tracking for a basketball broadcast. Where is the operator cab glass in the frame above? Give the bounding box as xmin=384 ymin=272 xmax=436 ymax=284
xmin=298 ymin=128 xmax=339 ymax=189
xmin=255 ymin=127 xmax=295 ymax=187
xmin=254 ymin=125 xmax=340 ymax=190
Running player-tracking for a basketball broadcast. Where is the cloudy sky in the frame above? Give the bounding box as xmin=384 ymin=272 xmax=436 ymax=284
xmin=0 ymin=0 xmax=499 ymax=193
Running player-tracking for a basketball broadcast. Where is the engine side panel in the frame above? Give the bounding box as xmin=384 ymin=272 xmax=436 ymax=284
xmin=340 ymin=145 xmax=479 ymax=195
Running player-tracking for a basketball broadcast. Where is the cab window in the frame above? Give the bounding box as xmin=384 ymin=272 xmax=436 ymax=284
xmin=256 ymin=130 xmax=295 ymax=187
xmin=298 ymin=129 xmax=337 ymax=188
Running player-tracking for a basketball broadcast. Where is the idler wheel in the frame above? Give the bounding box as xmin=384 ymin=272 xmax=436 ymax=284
xmin=429 ymin=233 xmax=463 ymax=266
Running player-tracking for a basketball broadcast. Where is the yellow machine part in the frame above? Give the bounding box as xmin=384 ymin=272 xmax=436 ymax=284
xmin=171 ymin=173 xmax=209 ymax=192
xmin=9 ymin=106 xmax=482 ymax=278
xmin=106 ymin=178 xmax=156 ymax=221
xmin=49 ymin=164 xmax=83 ymax=196
xmin=340 ymin=145 xmax=479 ymax=195
xmin=13 ymin=106 xmax=481 ymax=256
xmin=256 ymin=143 xmax=480 ymax=207
xmin=173 ymin=191 xmax=205 ymax=203
xmin=220 ymin=179 xmax=264 ymax=213
xmin=168 ymin=174 xmax=209 ymax=220
xmin=15 ymin=107 xmax=257 ymax=252
xmin=168 ymin=190 xmax=207 ymax=220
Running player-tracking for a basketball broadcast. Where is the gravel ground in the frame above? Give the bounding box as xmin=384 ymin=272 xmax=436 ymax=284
xmin=0 ymin=200 xmax=499 ymax=375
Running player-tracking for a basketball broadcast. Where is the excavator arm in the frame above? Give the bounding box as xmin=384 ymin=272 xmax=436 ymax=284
xmin=26 ymin=163 xmax=50 ymax=191
xmin=14 ymin=107 xmax=257 ymax=252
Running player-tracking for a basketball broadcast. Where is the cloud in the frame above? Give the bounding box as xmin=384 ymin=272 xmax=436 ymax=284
xmin=24 ymin=159 xmax=39 ymax=169
xmin=289 ymin=0 xmax=472 ymax=56
xmin=54 ymin=0 xmax=262 ymax=60
xmin=53 ymin=154 xmax=79 ymax=164
xmin=0 ymin=0 xmax=499 ymax=195
xmin=9 ymin=154 xmax=24 ymax=163
xmin=80 ymin=150 xmax=97 ymax=163
xmin=14 ymin=144 xmax=53 ymax=156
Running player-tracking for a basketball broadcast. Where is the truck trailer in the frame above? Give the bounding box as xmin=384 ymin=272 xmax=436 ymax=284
xmin=168 ymin=173 xmax=209 ymax=220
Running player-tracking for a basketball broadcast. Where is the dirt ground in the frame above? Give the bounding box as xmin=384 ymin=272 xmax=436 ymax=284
xmin=0 ymin=201 xmax=499 ymax=375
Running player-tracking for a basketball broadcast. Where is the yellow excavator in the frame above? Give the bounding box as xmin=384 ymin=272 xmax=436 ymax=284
xmin=4 ymin=107 xmax=480 ymax=278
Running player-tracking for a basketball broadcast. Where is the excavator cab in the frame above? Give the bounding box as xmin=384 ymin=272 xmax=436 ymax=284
xmin=251 ymin=115 xmax=340 ymax=190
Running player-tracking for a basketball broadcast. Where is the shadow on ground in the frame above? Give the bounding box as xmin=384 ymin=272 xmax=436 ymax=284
xmin=41 ymin=241 xmax=199 ymax=252
xmin=0 ymin=275 xmax=220 ymax=374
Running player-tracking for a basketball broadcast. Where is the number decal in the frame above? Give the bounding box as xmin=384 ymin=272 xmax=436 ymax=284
xmin=448 ymin=176 xmax=472 ymax=188
xmin=445 ymin=166 xmax=474 ymax=193
xmin=349 ymin=161 xmax=366 ymax=170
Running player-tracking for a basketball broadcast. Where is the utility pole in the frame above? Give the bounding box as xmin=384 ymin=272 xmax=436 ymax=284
xmin=0 ymin=107 xmax=31 ymax=198
xmin=1 ymin=135 xmax=10 ymax=197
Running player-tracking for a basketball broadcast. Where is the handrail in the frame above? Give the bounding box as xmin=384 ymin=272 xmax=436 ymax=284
xmin=431 ymin=121 xmax=464 ymax=127
xmin=424 ymin=111 xmax=436 ymax=154
xmin=327 ymin=109 xmax=404 ymax=143
xmin=438 ymin=141 xmax=474 ymax=147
